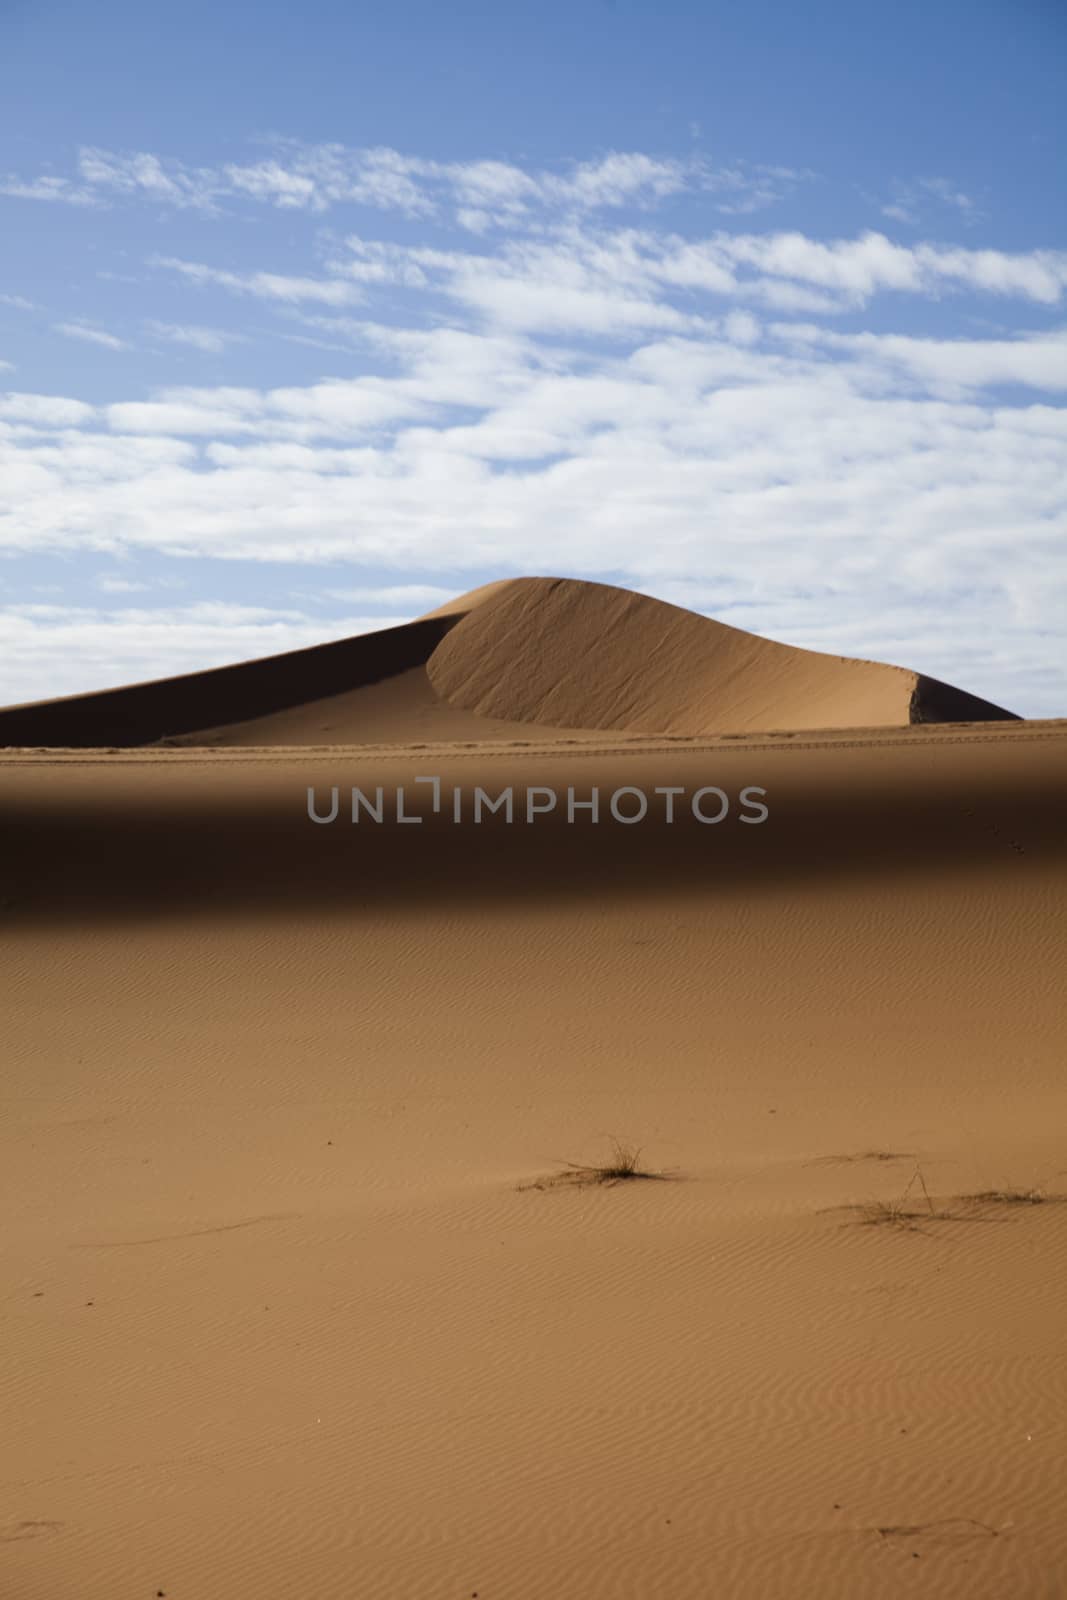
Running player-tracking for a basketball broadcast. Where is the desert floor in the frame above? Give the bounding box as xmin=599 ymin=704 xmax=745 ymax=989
xmin=3 ymin=721 xmax=1066 ymax=1598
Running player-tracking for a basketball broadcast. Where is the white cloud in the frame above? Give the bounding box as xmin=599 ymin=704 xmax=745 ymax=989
xmin=0 ymin=174 xmax=96 ymax=205
xmin=882 ymin=176 xmax=982 ymax=227
xmin=224 ymin=144 xmax=435 ymax=216
xmin=324 ymin=583 xmax=458 ymax=608
xmin=0 ymin=292 xmax=36 ymax=311
xmin=0 ymin=391 xmax=97 ymax=425
xmin=155 ymin=256 xmax=365 ymax=306
xmin=918 ymin=176 xmax=979 ymax=215
xmin=454 ymin=151 xmax=692 ymax=215
xmin=456 ymin=208 xmax=492 ymax=235
xmin=711 ymin=230 xmax=1067 ymax=305
xmin=77 ymin=147 xmax=219 ymax=210
xmin=95 ymin=574 xmax=152 ymax=593
xmin=3 ymin=334 xmax=1064 ymax=585
xmin=306 ymin=226 xmax=1067 ymax=339
xmin=105 ymin=372 xmax=427 ymax=439
xmin=145 ymin=321 xmax=244 ymax=353
xmin=53 ymin=321 xmax=129 ymax=351
xmin=882 ymin=202 xmax=917 ymax=226
xmin=6 ymin=141 xmax=806 ymax=227
xmin=773 ymin=324 xmax=1067 ymax=393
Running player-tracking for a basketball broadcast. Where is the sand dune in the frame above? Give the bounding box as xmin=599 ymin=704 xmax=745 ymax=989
xmin=0 ymin=576 xmax=1015 ymax=748
xmin=427 ymin=576 xmax=1018 ymax=734
xmin=2 ymin=579 xmax=1063 ymax=1600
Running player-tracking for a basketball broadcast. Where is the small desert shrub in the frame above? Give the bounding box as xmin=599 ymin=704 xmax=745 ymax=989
xmin=583 ymin=1139 xmax=648 ymax=1182
xmin=857 ymin=1198 xmax=933 ymax=1231
xmin=522 ymin=1138 xmax=667 ymax=1191
xmin=846 ymin=1167 xmax=1062 ymax=1232
xmin=851 ymin=1164 xmax=946 ymax=1231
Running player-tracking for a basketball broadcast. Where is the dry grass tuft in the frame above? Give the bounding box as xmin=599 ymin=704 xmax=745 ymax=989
xmin=841 ymin=1166 xmax=1064 ymax=1233
xmin=969 ymin=1186 xmax=1046 ymax=1205
xmin=846 ymin=1165 xmax=957 ymax=1233
xmin=857 ymin=1198 xmax=930 ymax=1231
xmin=521 ymin=1138 xmax=668 ymax=1192
xmin=961 ymin=1182 xmax=1065 ymax=1210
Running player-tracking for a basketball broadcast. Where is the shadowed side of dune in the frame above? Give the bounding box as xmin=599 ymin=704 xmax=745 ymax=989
xmin=911 ymin=674 xmax=1021 ymax=724
xmin=427 ymin=577 xmax=1018 ymax=734
xmin=0 ymin=615 xmax=459 ymax=749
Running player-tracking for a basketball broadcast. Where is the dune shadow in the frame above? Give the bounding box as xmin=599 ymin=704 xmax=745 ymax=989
xmin=1 ymin=765 xmax=1063 ymax=927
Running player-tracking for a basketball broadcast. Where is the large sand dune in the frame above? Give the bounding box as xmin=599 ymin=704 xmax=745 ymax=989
xmin=426 ymin=576 xmax=1017 ymax=734
xmin=0 ymin=577 xmax=1015 ymax=747
xmin=2 ymin=580 xmax=1063 ymax=1600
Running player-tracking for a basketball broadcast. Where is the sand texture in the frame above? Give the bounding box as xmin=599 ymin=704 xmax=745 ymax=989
xmin=2 ymin=580 xmax=1064 ymax=1599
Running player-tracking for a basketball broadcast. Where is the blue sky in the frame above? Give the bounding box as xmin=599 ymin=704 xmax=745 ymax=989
xmin=1 ymin=0 xmax=1065 ymax=713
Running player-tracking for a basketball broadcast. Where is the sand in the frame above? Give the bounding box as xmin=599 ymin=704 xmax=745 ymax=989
xmin=2 ymin=579 xmax=1064 ymax=1599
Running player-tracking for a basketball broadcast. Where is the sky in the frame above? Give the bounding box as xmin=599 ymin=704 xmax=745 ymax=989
xmin=1 ymin=0 xmax=1065 ymax=715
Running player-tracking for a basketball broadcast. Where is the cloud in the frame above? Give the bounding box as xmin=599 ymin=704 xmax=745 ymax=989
xmin=3 ymin=328 xmax=1064 ymax=564
xmin=706 ymin=163 xmax=813 ymax=216
xmin=105 ymin=372 xmax=427 ymax=439
xmin=145 ymin=321 xmax=244 ymax=353
xmin=443 ymin=151 xmax=695 ymax=218
xmin=918 ymin=176 xmax=979 ymax=215
xmin=95 ymin=574 xmax=152 ymax=593
xmin=4 ymin=141 xmax=807 ymax=228
xmin=0 ymin=391 xmax=97 ymax=425
xmin=708 ymin=230 xmax=1067 ymax=305
xmin=0 ymin=292 xmax=36 ymax=310
xmin=315 ymin=225 xmax=1067 ymax=338
xmin=338 ymin=226 xmax=1067 ymax=338
xmin=224 ymin=144 xmax=436 ymax=217
xmin=882 ymin=176 xmax=983 ymax=227
xmin=773 ymin=324 xmax=1067 ymax=393
xmin=13 ymin=141 xmax=1064 ymax=323
xmin=323 ymin=583 xmax=459 ymax=609
xmin=77 ymin=147 xmax=220 ymax=210
xmin=215 ymin=144 xmax=705 ymax=222
xmin=154 ymin=256 xmax=366 ymax=306
xmin=53 ymin=321 xmax=129 ymax=351
xmin=0 ymin=174 xmax=96 ymax=205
